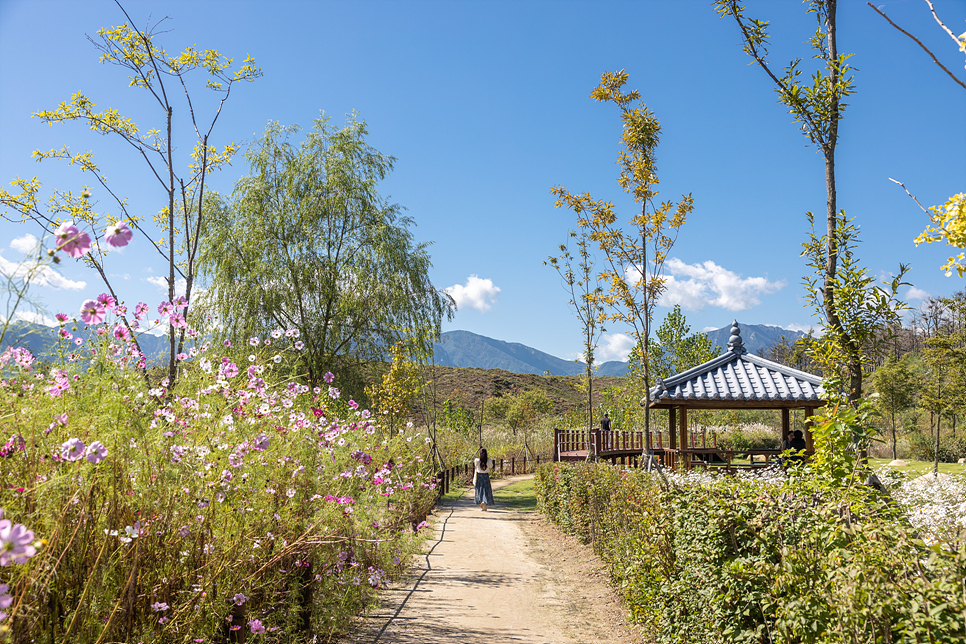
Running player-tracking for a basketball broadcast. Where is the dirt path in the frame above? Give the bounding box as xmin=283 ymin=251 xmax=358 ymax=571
xmin=340 ymin=475 xmax=640 ymax=644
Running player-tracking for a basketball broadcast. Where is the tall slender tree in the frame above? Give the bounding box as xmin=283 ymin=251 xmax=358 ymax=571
xmin=553 ymin=70 xmax=692 ymax=449
xmin=0 ymin=4 xmax=260 ymax=385
xmin=715 ymin=0 xmax=907 ymax=399
xmin=546 ymin=230 xmax=606 ymax=450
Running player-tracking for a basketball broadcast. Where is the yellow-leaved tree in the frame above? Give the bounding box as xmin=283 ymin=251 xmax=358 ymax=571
xmin=552 ymin=70 xmax=692 ymax=450
xmin=0 ymin=5 xmax=260 ymax=385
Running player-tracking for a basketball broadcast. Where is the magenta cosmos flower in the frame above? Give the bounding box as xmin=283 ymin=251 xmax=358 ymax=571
xmin=134 ymin=302 xmax=149 ymax=320
xmin=61 ymin=438 xmax=86 ymax=462
xmin=85 ymin=441 xmax=108 ymax=464
xmin=105 ymin=221 xmax=133 ymax=247
xmin=54 ymin=222 xmax=91 ymax=258
xmin=249 ymin=619 xmax=265 ymax=634
xmin=79 ymin=300 xmax=106 ymax=325
xmin=0 ymin=515 xmax=36 ymax=566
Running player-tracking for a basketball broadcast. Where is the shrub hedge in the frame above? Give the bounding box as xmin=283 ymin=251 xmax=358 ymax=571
xmin=535 ymin=462 xmax=966 ymax=644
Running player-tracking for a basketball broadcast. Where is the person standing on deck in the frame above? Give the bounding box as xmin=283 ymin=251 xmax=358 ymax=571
xmin=474 ymin=448 xmax=495 ymax=511
xmin=600 ymin=413 xmax=612 ymax=431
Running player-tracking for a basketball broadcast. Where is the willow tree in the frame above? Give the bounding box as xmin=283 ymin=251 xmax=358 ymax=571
xmin=553 ymin=70 xmax=692 ymax=449
xmin=198 ymin=115 xmax=454 ymax=391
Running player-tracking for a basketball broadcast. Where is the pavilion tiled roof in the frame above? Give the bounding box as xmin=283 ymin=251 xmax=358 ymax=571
xmin=648 ymin=321 xmax=824 ymax=406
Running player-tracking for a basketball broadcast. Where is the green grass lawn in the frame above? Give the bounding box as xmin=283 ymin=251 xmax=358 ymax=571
xmin=868 ymin=458 xmax=966 ymax=476
xmin=493 ymin=478 xmax=537 ymax=512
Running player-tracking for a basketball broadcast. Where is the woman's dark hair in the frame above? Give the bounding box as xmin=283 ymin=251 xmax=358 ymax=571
xmin=479 ymin=448 xmax=488 ymax=470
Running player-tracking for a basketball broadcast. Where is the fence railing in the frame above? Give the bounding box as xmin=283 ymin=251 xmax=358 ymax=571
xmin=435 ymin=454 xmax=549 ymax=497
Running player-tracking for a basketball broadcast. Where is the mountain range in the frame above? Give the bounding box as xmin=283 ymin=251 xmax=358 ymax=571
xmin=433 ymin=323 xmax=806 ymax=377
xmin=0 ymin=319 xmax=806 ymax=377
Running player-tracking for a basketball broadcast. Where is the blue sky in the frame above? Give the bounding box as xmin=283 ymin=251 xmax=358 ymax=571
xmin=1 ymin=0 xmax=964 ymax=363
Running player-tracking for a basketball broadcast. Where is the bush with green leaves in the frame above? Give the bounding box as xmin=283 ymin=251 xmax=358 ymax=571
xmin=536 ymin=389 xmax=966 ymax=643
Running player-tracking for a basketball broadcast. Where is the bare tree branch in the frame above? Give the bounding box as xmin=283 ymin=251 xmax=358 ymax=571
xmin=868 ymin=2 xmax=966 ymax=91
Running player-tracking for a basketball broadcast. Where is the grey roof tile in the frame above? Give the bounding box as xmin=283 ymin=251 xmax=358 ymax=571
xmin=649 ymin=321 xmax=824 ymax=405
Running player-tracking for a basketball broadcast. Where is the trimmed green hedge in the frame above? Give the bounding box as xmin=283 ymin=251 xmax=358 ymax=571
xmin=535 ymin=463 xmax=966 ymax=644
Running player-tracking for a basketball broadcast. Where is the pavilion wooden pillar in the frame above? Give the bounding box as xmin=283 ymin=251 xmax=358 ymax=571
xmin=679 ymin=407 xmax=688 ymax=470
xmin=668 ymin=407 xmax=677 ymax=450
xmin=804 ymin=407 xmax=815 ymax=453
xmin=781 ymin=408 xmax=790 ymax=438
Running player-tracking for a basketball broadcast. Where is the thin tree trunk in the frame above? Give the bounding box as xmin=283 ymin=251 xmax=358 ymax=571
xmin=891 ymin=414 xmax=898 ymax=460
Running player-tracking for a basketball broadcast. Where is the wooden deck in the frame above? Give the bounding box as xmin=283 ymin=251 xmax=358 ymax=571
xmin=554 ymin=428 xmax=786 ymax=472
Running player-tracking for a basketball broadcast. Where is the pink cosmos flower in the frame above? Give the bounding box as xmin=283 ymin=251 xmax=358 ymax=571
xmin=115 ymin=304 xmax=127 ymax=315
xmin=54 ymin=413 xmax=68 ymax=427
xmin=170 ymin=312 xmax=187 ymax=329
xmin=233 ymin=593 xmax=248 ymax=606
xmin=134 ymin=302 xmax=149 ymax=320
xmin=74 ymin=337 xmax=83 ymax=346
xmin=105 ymin=221 xmax=133 ymax=247
xmin=249 ymin=619 xmax=265 ymax=635
xmin=249 ymin=337 xmax=259 ymax=347
xmin=96 ymin=293 xmax=116 ymax=309
xmin=113 ymin=325 xmax=130 ymax=341
xmin=61 ymin=438 xmax=85 ymax=461
xmin=157 ymin=301 xmax=174 ymax=318
xmin=55 ymin=313 xmax=69 ymax=324
xmin=54 ymin=221 xmax=91 ymax=258
xmin=79 ymin=300 xmax=106 ymax=325
xmin=174 ymin=295 xmax=188 ymax=310
xmin=151 ymin=602 xmax=169 ymax=612
xmin=323 ymin=372 xmax=335 ymax=383
xmin=0 ymin=515 xmax=36 ymax=566
xmin=85 ymin=441 xmax=108 ymax=464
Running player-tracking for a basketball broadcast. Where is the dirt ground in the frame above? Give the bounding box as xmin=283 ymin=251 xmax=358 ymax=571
xmin=338 ymin=475 xmax=641 ymax=644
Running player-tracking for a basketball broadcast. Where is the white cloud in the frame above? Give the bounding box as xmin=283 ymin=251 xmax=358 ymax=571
xmin=785 ymin=322 xmax=824 ymax=337
xmin=595 ymin=333 xmax=635 ymax=362
xmin=444 ymin=275 xmax=501 ymax=312
xmin=0 ymin=253 xmax=86 ymax=290
xmin=13 ymin=311 xmax=57 ymax=327
xmin=146 ymin=276 xmax=188 ymax=297
xmin=905 ymin=286 xmax=929 ymax=301
xmin=658 ymin=258 xmax=786 ymax=312
xmin=10 ymin=234 xmax=39 ymax=254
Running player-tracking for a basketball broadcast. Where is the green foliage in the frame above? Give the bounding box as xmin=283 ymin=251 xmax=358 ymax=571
xmin=802 ymin=212 xmax=909 ymax=398
xmin=648 ymin=304 xmax=721 ymax=380
xmin=908 ymin=431 xmax=966 ymax=463
xmin=441 ymin=397 xmax=476 ymax=434
xmin=536 ymin=462 xmax=966 ymax=643
xmin=872 ymin=355 xmax=919 ymax=459
xmin=197 ymin=115 xmax=455 ymax=392
xmin=715 ymin=425 xmax=780 ymax=451
xmin=804 ymin=379 xmax=882 ymax=486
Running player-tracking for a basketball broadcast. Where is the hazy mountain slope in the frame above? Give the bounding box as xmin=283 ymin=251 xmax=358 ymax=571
xmin=433 ymin=330 xmax=629 ymax=377
xmin=704 ymin=323 xmax=805 ymax=357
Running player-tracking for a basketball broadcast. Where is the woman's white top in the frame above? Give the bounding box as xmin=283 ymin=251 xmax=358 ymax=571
xmin=474 ymin=457 xmax=495 ymax=474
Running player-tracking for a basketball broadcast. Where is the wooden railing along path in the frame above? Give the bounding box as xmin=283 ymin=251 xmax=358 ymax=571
xmin=554 ymin=428 xmax=784 ymax=472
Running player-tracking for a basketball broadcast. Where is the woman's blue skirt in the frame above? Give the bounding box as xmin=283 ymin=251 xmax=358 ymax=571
xmin=474 ymin=472 xmax=494 ymax=506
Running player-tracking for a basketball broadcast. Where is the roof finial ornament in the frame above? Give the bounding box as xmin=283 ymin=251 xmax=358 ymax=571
xmin=727 ymin=320 xmax=746 ymax=354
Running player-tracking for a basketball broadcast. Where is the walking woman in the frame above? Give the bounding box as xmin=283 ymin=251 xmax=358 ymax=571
xmin=473 ymin=448 xmax=495 ymax=511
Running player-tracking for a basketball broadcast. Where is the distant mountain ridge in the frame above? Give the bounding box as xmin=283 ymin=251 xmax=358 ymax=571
xmin=0 ymin=320 xmax=171 ymax=364
xmin=434 ymin=323 xmax=807 ymax=377
xmin=432 ymin=330 xmax=631 ymax=377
